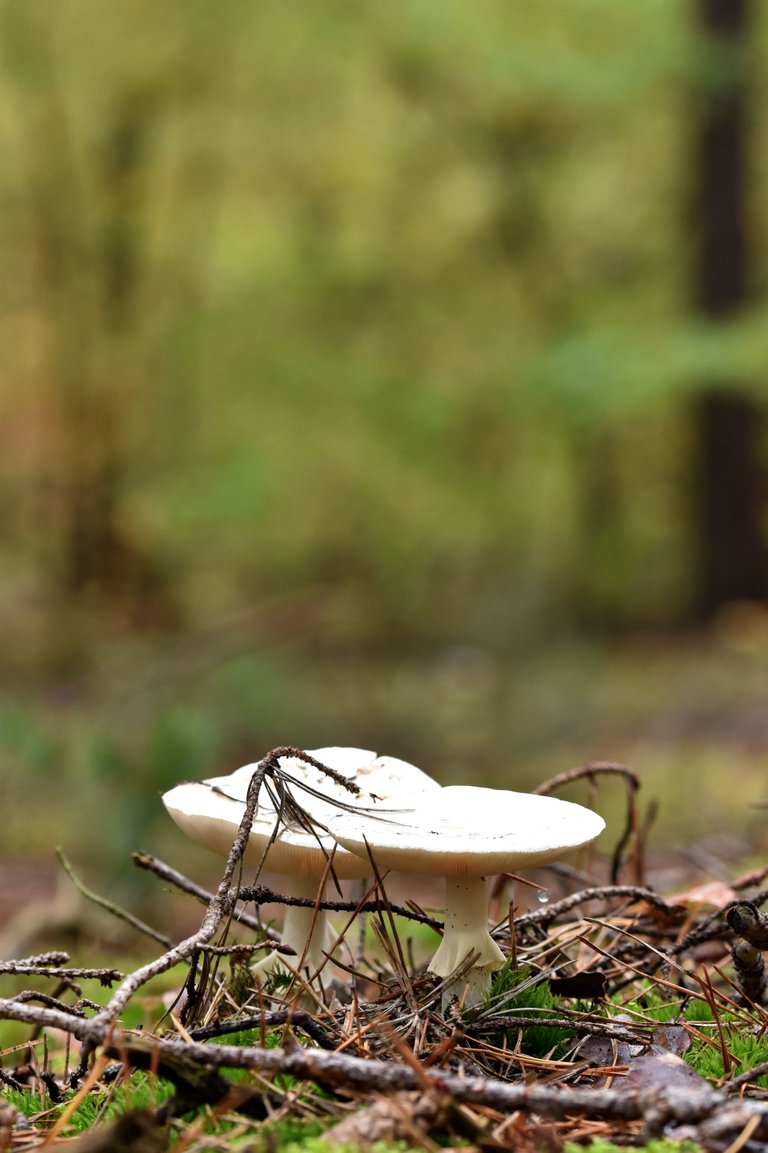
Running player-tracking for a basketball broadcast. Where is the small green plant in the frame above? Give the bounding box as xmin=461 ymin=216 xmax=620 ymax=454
xmin=5 ymin=1072 xmax=175 ymax=1132
xmin=485 ymin=962 xmax=566 ymax=1058
xmin=605 ymin=980 xmax=768 ymax=1090
xmin=565 ymin=1140 xmax=702 ymax=1153
xmin=244 ymin=1118 xmax=327 ymax=1152
xmin=1 ymin=1086 xmax=41 ymax=1119
xmin=687 ymin=1027 xmax=768 ymax=1088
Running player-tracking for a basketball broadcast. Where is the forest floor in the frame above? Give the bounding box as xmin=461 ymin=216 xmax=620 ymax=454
xmin=2 ymin=753 xmax=768 ymax=1153
xmin=2 ymin=619 xmax=768 ymax=1150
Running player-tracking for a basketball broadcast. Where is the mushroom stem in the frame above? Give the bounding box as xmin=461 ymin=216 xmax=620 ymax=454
xmin=429 ymin=876 xmax=505 ymax=1009
xmin=252 ymin=875 xmax=334 ymax=982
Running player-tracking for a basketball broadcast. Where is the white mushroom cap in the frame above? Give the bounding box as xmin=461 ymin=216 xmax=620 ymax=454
xmin=204 ymin=746 xmax=439 ymax=810
xmin=163 ymin=746 xmax=442 ymax=989
xmin=162 ymin=779 xmax=369 ymax=879
xmin=326 ymin=784 xmax=605 ymax=875
xmin=162 ymin=746 xmax=441 ymax=881
xmin=326 ymin=783 xmax=604 ymax=1008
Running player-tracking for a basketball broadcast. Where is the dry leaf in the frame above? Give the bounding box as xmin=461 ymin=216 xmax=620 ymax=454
xmin=323 ymin=1091 xmax=450 ymax=1147
xmin=624 ymin=1049 xmax=707 ymax=1093
xmin=668 ymin=880 xmax=738 ymax=908
xmin=63 ymin=1110 xmax=168 ymax=1153
xmin=650 ymin=1023 xmax=691 ymax=1057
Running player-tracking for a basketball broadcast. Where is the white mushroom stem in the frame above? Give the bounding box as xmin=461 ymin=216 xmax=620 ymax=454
xmin=252 ymin=875 xmax=334 ymax=982
xmin=328 ymin=785 xmax=605 ymax=1012
xmin=428 ymin=876 xmax=505 ymax=1008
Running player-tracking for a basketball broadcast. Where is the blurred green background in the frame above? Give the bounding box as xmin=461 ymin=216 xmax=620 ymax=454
xmin=2 ymin=0 xmax=768 ymax=898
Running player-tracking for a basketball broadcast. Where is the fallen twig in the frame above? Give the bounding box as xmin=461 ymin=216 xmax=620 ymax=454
xmin=505 ymin=885 xmax=680 ymax=933
xmin=57 ymin=848 xmax=173 ymax=948
xmin=0 ymin=999 xmax=742 ymax=1136
xmin=236 ymin=884 xmax=443 ymax=932
xmin=132 ymin=850 xmax=277 ymax=939
xmin=0 ymin=962 xmax=122 ymax=983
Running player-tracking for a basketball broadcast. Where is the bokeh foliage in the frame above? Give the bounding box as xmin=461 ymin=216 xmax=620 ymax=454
xmin=2 ymin=1 xmax=768 ymax=869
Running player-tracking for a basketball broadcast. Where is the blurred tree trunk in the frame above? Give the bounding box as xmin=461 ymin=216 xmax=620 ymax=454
xmin=63 ymin=92 xmax=159 ymax=608
xmin=49 ymin=91 xmax=174 ymax=622
xmin=4 ymin=2 xmax=178 ymax=630
xmin=693 ymin=0 xmax=766 ymax=614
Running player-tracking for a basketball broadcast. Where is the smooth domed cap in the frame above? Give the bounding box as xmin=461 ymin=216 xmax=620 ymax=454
xmin=162 ymin=746 xmax=441 ymax=880
xmin=326 ymin=785 xmax=605 ymax=878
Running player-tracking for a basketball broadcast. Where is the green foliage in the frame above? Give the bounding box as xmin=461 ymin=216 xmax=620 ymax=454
xmin=565 ymin=1141 xmax=702 ymax=1153
xmin=5 ymin=1072 xmax=175 ymax=1129
xmin=486 ymin=962 xmax=566 ymax=1058
xmin=3 ymin=0 xmax=768 ymax=671
xmin=242 ymin=1121 xmax=327 ymax=1153
xmin=67 ymin=1075 xmax=175 ymax=1132
xmin=146 ymin=708 xmax=220 ymax=791
xmin=616 ymin=989 xmax=686 ymax=1024
xmin=247 ymin=1135 xmax=405 ymax=1153
xmin=3 ymin=0 xmax=768 ymax=913
xmin=0 ymin=706 xmax=64 ymax=778
xmin=0 ymin=1086 xmax=40 ymax=1118
xmin=614 ymin=983 xmax=768 ymax=1090
xmin=2 ymin=1078 xmax=412 ymax=1153
xmin=689 ymin=1028 xmax=768 ymax=1088
xmin=682 ymin=995 xmax=722 ymax=1024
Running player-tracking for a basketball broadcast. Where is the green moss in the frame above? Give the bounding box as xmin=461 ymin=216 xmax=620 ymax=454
xmin=484 ymin=962 xmax=568 ymax=1058
xmin=250 ymin=1137 xmax=408 ymax=1153
xmin=686 ymin=1028 xmax=768 ymax=1088
xmin=0 ymin=1087 xmax=40 ymax=1117
xmin=614 ymin=986 xmax=689 ymax=1025
xmin=4 ymin=1072 xmax=175 ymax=1131
xmin=565 ymin=1141 xmax=702 ymax=1153
xmin=174 ymin=1111 xmax=408 ymax=1153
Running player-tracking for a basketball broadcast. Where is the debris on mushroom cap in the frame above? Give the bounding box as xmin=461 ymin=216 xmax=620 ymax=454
xmin=204 ymin=746 xmax=440 ymax=811
xmin=163 ymin=747 xmax=442 ymax=989
xmin=162 ymin=779 xmax=368 ymax=878
xmin=162 ymin=746 xmax=441 ymax=880
xmin=326 ymin=785 xmax=606 ymax=876
xmin=307 ymin=746 xmax=440 ymax=800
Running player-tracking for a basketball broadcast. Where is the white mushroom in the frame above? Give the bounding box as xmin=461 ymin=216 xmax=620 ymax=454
xmin=162 ymin=747 xmax=440 ymax=985
xmin=327 ymin=784 xmax=605 ymax=1009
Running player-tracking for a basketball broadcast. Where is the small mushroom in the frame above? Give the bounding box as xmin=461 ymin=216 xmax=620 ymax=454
xmin=162 ymin=747 xmax=439 ymax=984
xmin=327 ymin=784 xmax=605 ymax=1009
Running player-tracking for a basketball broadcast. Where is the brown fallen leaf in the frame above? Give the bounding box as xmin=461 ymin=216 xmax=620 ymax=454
xmin=624 ymin=1049 xmax=708 ymax=1093
xmin=650 ymin=1023 xmax=691 ymax=1057
xmin=323 ymin=1090 xmax=451 ymax=1148
xmin=62 ymin=1110 xmax=168 ymax=1153
xmin=668 ymin=880 xmax=738 ymax=909
xmin=576 ymin=1012 xmax=645 ymax=1069
xmin=576 ymin=1034 xmax=643 ymax=1069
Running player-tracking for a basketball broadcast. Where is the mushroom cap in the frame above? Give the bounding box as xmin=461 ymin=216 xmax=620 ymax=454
xmin=326 ymin=785 xmax=605 ymax=877
xmin=206 ymin=747 xmax=439 ymax=808
xmin=162 ymin=746 xmax=440 ymax=880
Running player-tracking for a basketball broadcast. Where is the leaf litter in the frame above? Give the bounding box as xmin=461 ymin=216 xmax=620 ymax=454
xmin=2 ymin=751 xmax=768 ymax=1152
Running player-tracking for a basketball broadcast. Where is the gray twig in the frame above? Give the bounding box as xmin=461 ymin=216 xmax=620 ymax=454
xmin=132 ymin=851 xmax=278 ymax=939
xmin=56 ymin=847 xmax=172 ymax=948
xmin=499 ymin=886 xmax=679 ymax=934
xmin=0 ymin=999 xmax=737 ymax=1133
xmin=0 ymin=962 xmax=122 ymax=983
